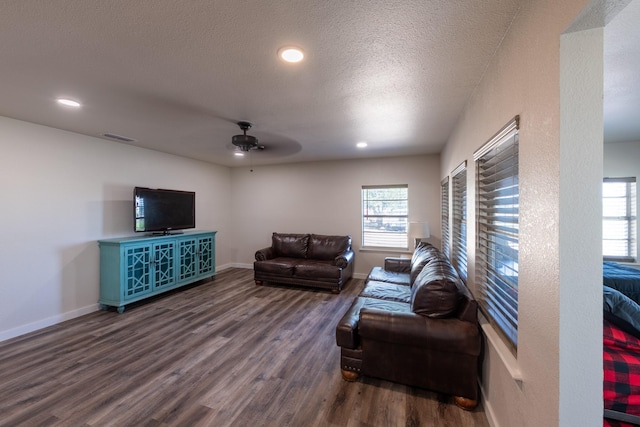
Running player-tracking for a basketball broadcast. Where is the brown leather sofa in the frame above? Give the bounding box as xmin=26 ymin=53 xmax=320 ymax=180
xmin=335 ymin=242 xmax=481 ymax=409
xmin=254 ymin=233 xmax=355 ymax=293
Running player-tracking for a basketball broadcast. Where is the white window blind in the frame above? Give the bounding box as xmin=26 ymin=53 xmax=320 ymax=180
xmin=475 ymin=116 xmax=519 ymax=350
xmin=361 ymin=185 xmax=409 ymax=249
xmin=451 ymin=163 xmax=467 ymax=280
xmin=441 ymin=177 xmax=450 ymax=258
xmin=603 ymin=177 xmax=637 ymax=262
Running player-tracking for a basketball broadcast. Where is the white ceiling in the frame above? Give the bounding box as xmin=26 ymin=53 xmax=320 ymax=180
xmin=0 ymin=1 xmax=636 ymax=167
xmin=604 ymin=0 xmax=640 ymax=144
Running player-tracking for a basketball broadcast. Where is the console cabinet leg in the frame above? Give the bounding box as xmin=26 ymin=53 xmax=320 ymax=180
xmin=255 ymin=280 xmax=263 ymax=286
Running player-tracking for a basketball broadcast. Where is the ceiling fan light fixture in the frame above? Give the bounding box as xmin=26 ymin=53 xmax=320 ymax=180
xmin=231 ymin=121 xmax=264 ymax=152
xmin=278 ymin=47 xmax=304 ymax=63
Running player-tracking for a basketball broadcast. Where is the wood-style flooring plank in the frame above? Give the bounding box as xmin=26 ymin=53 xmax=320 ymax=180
xmin=0 ymin=268 xmax=489 ymax=427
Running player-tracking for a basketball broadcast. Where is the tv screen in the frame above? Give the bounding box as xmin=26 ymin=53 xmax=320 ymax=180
xmin=134 ymin=187 xmax=195 ymax=233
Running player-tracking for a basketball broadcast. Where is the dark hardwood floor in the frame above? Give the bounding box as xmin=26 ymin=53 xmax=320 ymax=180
xmin=0 ymin=268 xmax=489 ymax=427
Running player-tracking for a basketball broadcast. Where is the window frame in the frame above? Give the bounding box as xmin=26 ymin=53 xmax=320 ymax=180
xmin=361 ymin=184 xmax=409 ymax=249
xmin=603 ymin=177 xmax=637 ymax=263
xmin=441 ymin=177 xmax=450 ymax=258
xmin=451 ymin=162 xmax=467 ymax=281
xmin=474 ymin=116 xmax=520 ymax=351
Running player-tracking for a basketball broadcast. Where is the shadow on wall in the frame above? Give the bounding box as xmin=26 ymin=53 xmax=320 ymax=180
xmin=60 ymin=242 xmax=100 ymax=312
xmin=103 ymin=183 xmax=135 ymax=235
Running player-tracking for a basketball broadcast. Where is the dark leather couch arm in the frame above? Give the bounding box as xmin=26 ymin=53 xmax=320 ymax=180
xmin=255 ymin=246 xmax=275 ymax=261
xmin=358 ymin=308 xmax=481 ymax=355
xmin=335 ymin=249 xmax=355 ymax=268
xmin=384 ymin=257 xmax=411 ymax=273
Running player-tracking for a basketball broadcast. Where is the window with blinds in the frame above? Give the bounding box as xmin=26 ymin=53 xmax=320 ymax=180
xmin=361 ymin=185 xmax=409 ymax=249
xmin=603 ymin=177 xmax=637 ymax=262
xmin=451 ymin=163 xmax=467 ymax=280
xmin=441 ymin=177 xmax=450 ymax=258
xmin=475 ymin=116 xmax=519 ymax=350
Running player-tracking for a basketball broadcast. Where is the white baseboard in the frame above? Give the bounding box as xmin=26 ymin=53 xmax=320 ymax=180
xmin=217 ymin=263 xmax=368 ymax=279
xmin=0 ymin=303 xmax=100 ymax=343
xmin=1 ymin=263 xmax=362 ymax=343
xmin=480 ymin=383 xmax=499 ymax=427
xmin=217 ymin=262 xmax=252 ymax=270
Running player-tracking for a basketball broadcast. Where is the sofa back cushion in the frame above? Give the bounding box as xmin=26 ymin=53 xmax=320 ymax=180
xmin=411 ymin=257 xmax=462 ymax=318
xmin=410 ymin=242 xmax=440 ymax=286
xmin=272 ymin=233 xmax=309 ymax=258
xmin=307 ymin=234 xmax=351 ymax=260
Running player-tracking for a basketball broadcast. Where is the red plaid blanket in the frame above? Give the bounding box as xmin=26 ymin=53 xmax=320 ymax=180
xmin=604 ymin=319 xmax=640 ymax=426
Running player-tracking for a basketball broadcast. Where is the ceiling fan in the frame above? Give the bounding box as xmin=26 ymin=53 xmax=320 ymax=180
xmin=232 ymin=121 xmax=265 ymax=152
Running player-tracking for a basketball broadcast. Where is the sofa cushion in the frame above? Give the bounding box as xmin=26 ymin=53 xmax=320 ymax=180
xmin=272 ymin=233 xmax=309 ymax=258
xmin=410 ymin=242 xmax=440 ymax=286
xmin=411 ymin=259 xmax=461 ymax=318
xmin=295 ymin=260 xmax=342 ymax=279
xmin=336 ymin=296 xmax=411 ymax=349
xmin=307 ymin=234 xmax=351 ymax=260
xmin=367 ymin=266 xmax=410 ymax=286
xmin=254 ymin=258 xmax=298 ymax=276
xmin=360 ymin=280 xmax=412 ymax=303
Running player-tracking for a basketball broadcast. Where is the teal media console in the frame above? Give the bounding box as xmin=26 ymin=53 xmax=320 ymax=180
xmin=98 ymin=230 xmax=216 ymax=313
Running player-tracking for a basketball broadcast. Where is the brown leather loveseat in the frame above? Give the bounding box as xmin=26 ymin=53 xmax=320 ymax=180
xmin=254 ymin=233 xmax=355 ymax=293
xmin=335 ymin=242 xmax=481 ymax=409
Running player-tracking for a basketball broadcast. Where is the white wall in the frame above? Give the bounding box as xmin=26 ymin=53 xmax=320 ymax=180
xmin=604 ymin=140 xmax=640 ymax=263
xmin=0 ymin=117 xmax=438 ymax=340
xmin=228 ymin=155 xmax=440 ymax=277
xmin=605 ymin=140 xmax=640 ymax=179
xmin=0 ymin=116 xmax=232 ymax=341
xmin=440 ymin=0 xmax=609 ymax=425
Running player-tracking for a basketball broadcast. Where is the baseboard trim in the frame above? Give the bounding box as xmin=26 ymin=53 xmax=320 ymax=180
xmin=0 ymin=303 xmax=100 ymax=343
xmin=480 ymin=382 xmax=499 ymax=427
xmin=1 ymin=264 xmax=364 ymax=343
xmin=218 ymin=263 xmax=368 ymax=280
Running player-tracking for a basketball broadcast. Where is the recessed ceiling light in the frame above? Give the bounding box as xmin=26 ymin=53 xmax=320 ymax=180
xmin=57 ymin=98 xmax=81 ymax=108
xmin=278 ymin=47 xmax=304 ymax=63
xmin=234 ymin=151 xmax=245 ymax=157
xmin=356 ymin=142 xmax=368 ymax=148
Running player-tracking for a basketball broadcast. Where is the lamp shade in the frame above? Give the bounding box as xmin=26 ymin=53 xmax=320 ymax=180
xmin=409 ymin=222 xmax=430 ymax=240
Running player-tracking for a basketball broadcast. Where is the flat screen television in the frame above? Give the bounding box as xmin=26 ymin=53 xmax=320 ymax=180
xmin=134 ymin=187 xmax=195 ymax=234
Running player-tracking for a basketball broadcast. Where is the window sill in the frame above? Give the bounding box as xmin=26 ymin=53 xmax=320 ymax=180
xmin=359 ymin=246 xmax=412 ymax=254
xmin=479 ymin=313 xmax=523 ymax=385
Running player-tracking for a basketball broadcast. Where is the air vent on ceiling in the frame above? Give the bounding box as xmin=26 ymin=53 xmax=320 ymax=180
xmin=102 ymin=132 xmax=137 ymax=143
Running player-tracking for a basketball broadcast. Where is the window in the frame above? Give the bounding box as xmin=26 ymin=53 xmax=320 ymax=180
xmin=451 ymin=163 xmax=467 ymax=280
xmin=475 ymin=116 xmax=519 ymax=350
xmin=603 ymin=177 xmax=637 ymax=262
xmin=441 ymin=177 xmax=450 ymax=258
xmin=362 ymin=185 xmax=409 ymax=249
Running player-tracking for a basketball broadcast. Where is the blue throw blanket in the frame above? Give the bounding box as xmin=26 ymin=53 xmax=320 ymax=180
xmin=604 ymin=261 xmax=640 ymax=305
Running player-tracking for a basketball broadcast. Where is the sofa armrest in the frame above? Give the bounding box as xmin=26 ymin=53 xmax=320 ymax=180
xmin=358 ymin=308 xmax=481 ymax=355
xmin=335 ymin=249 xmax=355 ymax=268
xmin=384 ymin=257 xmax=411 ymax=273
xmin=255 ymin=247 xmax=275 ymax=261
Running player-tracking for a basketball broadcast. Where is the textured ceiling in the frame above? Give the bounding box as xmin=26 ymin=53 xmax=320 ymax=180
xmin=0 ymin=0 xmax=527 ymax=166
xmin=604 ymin=0 xmax=640 ymax=144
xmin=5 ymin=1 xmax=634 ymax=167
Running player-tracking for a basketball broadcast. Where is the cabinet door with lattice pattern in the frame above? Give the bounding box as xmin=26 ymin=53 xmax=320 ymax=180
xmin=152 ymin=241 xmax=176 ymax=289
xmin=178 ymin=237 xmax=198 ymax=282
xmin=123 ymin=245 xmax=152 ymax=298
xmin=197 ymin=235 xmax=214 ymax=276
